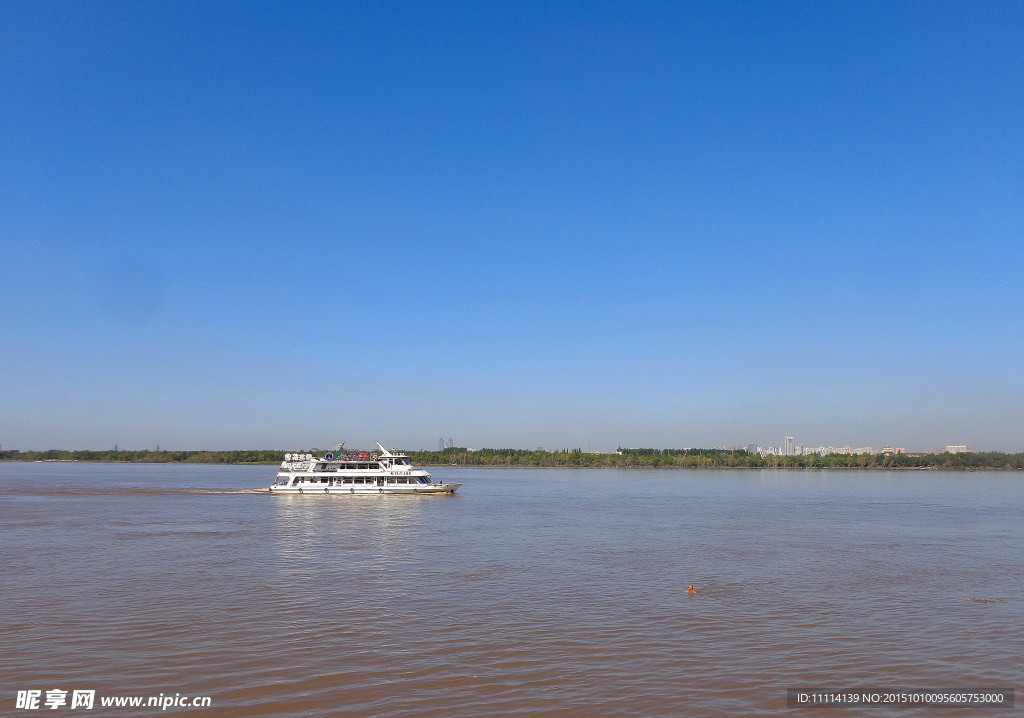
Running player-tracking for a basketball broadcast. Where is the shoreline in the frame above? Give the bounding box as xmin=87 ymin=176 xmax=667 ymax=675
xmin=2 ymin=458 xmax=1020 ymax=471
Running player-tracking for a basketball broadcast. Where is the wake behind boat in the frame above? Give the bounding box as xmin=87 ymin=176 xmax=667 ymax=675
xmin=268 ymin=443 xmax=461 ymax=495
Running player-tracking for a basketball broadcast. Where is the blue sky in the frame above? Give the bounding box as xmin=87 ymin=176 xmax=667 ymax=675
xmin=2 ymin=1 xmax=1022 ymax=452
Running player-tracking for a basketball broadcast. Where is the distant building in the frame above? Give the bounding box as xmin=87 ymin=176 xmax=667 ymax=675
xmin=943 ymin=445 xmax=970 ymax=454
xmin=756 ymin=441 xmax=897 ymax=457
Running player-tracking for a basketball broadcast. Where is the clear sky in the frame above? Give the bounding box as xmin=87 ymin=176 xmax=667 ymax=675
xmin=2 ymin=1 xmax=1022 ymax=452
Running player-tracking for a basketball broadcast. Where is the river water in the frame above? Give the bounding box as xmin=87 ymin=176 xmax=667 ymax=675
xmin=2 ymin=463 xmax=1020 ymax=716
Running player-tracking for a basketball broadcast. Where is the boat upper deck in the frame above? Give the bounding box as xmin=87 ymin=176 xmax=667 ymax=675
xmin=279 ymin=447 xmax=421 ymax=473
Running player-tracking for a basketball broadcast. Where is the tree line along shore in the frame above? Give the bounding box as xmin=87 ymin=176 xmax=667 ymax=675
xmin=2 ymin=447 xmax=1023 ymax=470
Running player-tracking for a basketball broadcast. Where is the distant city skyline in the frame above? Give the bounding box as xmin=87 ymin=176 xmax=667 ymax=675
xmin=0 ymin=435 xmax=991 ymax=456
xmin=3 ymin=3 xmax=1022 ymax=453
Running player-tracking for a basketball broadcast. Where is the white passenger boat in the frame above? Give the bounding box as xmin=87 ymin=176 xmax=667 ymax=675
xmin=268 ymin=443 xmax=461 ymax=495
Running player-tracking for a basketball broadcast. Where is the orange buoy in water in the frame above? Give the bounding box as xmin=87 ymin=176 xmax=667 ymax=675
xmin=687 ymin=585 xmax=698 ymax=594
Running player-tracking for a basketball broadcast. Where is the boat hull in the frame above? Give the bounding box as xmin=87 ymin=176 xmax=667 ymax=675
xmin=268 ymin=482 xmax=462 ymax=495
